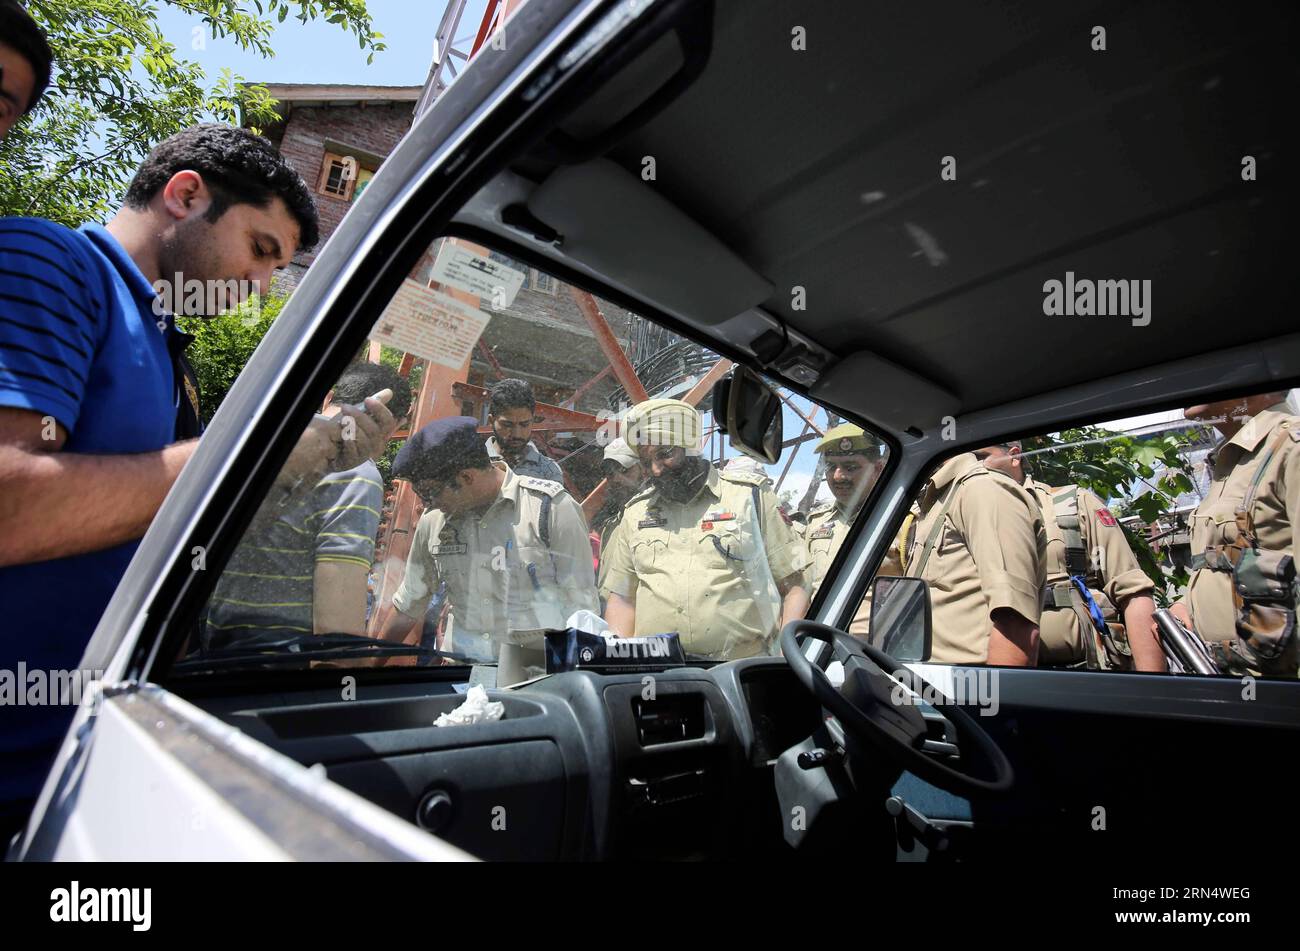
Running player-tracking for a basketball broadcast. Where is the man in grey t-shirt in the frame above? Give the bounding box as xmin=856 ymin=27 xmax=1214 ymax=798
xmin=203 ymin=363 xmax=412 ymax=648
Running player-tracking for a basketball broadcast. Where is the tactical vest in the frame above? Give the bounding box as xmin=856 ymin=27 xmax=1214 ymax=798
xmin=1194 ymin=424 xmax=1298 ymax=674
xmin=1038 ymin=485 xmax=1130 ymax=670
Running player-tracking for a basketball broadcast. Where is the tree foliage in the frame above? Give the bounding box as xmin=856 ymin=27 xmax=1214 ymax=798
xmin=177 ymin=293 xmax=285 ymax=425
xmin=1 ymin=1 xmax=385 ymax=227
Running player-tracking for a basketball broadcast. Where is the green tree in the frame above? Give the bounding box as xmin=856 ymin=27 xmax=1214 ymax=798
xmin=1 ymin=1 xmax=385 ymax=227
xmin=178 ymin=293 xmax=285 ymax=424
xmin=1022 ymin=426 xmax=1200 ymax=604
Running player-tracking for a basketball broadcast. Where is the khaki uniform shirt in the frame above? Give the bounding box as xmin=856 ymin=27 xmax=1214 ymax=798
xmin=904 ymin=453 xmax=1045 ymax=664
xmin=1025 ymin=477 xmax=1155 ymax=664
xmin=600 ymin=464 xmax=809 ymax=659
xmin=1185 ymin=403 xmax=1300 ymax=646
xmin=804 ymin=501 xmax=853 ymax=597
xmin=393 ymin=469 xmax=597 ymax=661
xmin=804 ymin=500 xmax=870 ymax=635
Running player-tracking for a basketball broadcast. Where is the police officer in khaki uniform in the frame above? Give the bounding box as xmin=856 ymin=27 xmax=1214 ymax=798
xmin=803 ymin=424 xmax=885 ymax=598
xmin=378 ymin=417 xmax=597 ymax=684
xmin=974 ymin=442 xmax=1165 ymax=672
xmin=1171 ymin=392 xmax=1300 ymax=677
xmin=901 ymin=452 xmax=1046 ymax=665
xmin=601 ymin=398 xmax=810 ymax=659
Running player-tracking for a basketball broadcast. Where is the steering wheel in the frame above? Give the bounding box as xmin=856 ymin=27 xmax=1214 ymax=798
xmin=781 ymin=619 xmax=1013 ymax=797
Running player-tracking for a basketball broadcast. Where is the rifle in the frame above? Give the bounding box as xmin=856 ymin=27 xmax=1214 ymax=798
xmin=1152 ymin=608 xmax=1221 ymax=675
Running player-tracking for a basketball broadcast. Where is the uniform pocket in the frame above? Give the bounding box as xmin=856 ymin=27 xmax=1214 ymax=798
xmin=631 ymin=537 xmax=668 ymax=573
xmin=808 ymin=537 xmax=834 ymax=559
xmin=701 ymin=524 xmax=755 ymax=566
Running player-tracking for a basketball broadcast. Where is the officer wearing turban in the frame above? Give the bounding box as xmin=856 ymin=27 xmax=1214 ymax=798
xmin=600 ymin=398 xmax=810 ymax=659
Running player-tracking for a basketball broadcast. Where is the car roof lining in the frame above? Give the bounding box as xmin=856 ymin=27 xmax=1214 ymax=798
xmin=455 ymin=0 xmax=1295 ymax=443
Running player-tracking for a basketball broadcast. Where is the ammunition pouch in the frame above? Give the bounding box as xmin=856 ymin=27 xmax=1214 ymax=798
xmin=1213 ymin=424 xmax=1300 ymax=676
xmin=1101 ymin=620 xmax=1134 ymax=670
xmin=1230 ymin=542 xmax=1297 ymax=667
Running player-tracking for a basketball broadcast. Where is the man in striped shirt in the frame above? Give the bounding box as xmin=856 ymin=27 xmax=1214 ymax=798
xmin=0 ymin=124 xmax=323 ymax=836
xmin=203 ymin=364 xmax=413 ymax=648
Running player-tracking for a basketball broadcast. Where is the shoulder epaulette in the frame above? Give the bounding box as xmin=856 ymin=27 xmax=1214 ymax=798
xmin=518 ymin=476 xmax=565 ymax=498
xmin=719 ymin=469 xmax=766 ymax=488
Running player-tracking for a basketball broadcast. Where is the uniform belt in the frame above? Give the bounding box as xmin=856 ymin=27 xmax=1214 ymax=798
xmin=1042 ymin=582 xmax=1075 ymax=610
xmin=1191 ymin=549 xmax=1234 ymax=572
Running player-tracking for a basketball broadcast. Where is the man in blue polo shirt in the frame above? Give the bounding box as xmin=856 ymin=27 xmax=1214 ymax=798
xmin=0 ymin=124 xmax=346 ymax=838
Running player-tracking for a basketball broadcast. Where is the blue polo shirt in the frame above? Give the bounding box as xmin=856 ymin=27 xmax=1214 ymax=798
xmin=0 ymin=218 xmax=181 ymax=808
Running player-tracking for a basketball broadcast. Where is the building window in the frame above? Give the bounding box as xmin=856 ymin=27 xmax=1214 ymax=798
xmin=532 ymin=270 xmax=558 ymax=295
xmin=317 ymin=151 xmax=360 ymax=200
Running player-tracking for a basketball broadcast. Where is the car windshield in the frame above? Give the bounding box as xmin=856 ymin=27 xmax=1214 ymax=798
xmin=179 ymin=238 xmax=888 ymax=685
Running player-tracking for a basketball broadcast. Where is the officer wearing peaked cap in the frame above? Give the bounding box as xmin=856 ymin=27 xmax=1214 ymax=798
xmin=600 ymin=398 xmax=810 ymax=659
xmin=378 ymin=417 xmax=597 ymax=684
xmin=803 ymin=425 xmax=884 ymax=593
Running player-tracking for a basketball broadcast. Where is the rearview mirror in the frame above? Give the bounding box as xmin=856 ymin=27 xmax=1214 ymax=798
xmin=867 ymin=576 xmax=932 ymax=662
xmin=712 ymin=366 xmax=783 ymax=464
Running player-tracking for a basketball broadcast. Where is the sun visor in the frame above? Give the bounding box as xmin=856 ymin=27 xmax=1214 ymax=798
xmin=814 ymin=351 xmax=960 ymax=433
xmin=526 ymin=159 xmax=772 ymax=324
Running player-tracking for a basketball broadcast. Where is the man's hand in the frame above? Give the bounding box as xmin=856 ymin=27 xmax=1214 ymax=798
xmin=0 ymin=407 xmax=197 ymax=566
xmin=1121 ymin=594 xmax=1165 ymax=672
xmin=1169 ymin=600 xmax=1194 ymax=632
xmin=605 ymin=591 xmax=636 ymax=638
xmin=334 ymin=389 xmax=397 ymax=472
xmin=275 ymin=414 xmax=340 ymax=490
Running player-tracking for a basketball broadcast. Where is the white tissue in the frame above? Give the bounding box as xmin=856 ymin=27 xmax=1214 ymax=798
xmin=434 ymin=684 xmax=505 ymax=727
xmin=565 ymin=609 xmax=611 ymax=635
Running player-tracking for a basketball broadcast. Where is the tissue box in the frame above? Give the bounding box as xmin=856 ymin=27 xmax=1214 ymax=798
xmin=544 ymin=629 xmax=686 ymax=674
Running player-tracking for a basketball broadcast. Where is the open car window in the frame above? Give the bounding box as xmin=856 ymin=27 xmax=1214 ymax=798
xmin=177 ymin=237 xmax=888 ymax=684
xmin=860 ymin=390 xmax=1300 ymax=680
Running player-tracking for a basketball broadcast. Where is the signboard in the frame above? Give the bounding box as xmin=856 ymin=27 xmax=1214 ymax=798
xmin=430 ymin=244 xmax=526 ymax=308
xmin=370 ymin=279 xmax=492 ymax=369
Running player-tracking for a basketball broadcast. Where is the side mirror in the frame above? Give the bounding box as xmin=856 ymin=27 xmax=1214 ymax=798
xmin=711 ymin=366 xmax=783 ymax=464
xmin=867 ymin=576 xmax=932 ymax=662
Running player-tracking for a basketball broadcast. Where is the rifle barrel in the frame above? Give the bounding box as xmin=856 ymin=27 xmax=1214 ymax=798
xmin=1153 ymin=609 xmax=1220 ymax=675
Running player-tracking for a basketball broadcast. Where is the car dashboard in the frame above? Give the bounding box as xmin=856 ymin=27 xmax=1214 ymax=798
xmin=193 ymin=659 xmax=824 ymax=861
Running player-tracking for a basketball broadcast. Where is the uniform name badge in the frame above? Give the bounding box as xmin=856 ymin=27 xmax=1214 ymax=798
xmin=430 ymin=543 xmax=468 ymax=555
xmin=638 ymin=516 xmax=668 ymax=529
xmin=811 ymin=525 xmax=835 ymax=539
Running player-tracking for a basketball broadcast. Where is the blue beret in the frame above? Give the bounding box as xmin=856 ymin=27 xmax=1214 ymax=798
xmin=392 ymin=416 xmax=488 ymax=482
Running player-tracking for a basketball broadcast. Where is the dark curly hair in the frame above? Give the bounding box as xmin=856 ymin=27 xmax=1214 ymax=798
xmin=488 ymin=378 xmax=537 ymax=416
xmin=1 ymin=1 xmax=53 ymax=114
xmin=332 ymin=362 xmax=413 ymax=422
xmin=124 ymin=124 xmax=319 ymax=250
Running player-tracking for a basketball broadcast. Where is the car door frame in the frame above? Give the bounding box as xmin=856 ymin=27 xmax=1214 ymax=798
xmin=807 ymin=379 xmax=1300 ymax=852
xmin=15 ymin=0 xmax=707 ymax=861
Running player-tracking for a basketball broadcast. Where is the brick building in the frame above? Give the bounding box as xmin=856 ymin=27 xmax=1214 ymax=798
xmin=243 ymin=83 xmax=422 ymax=289
xmin=241 ymin=82 xmax=704 ymax=486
